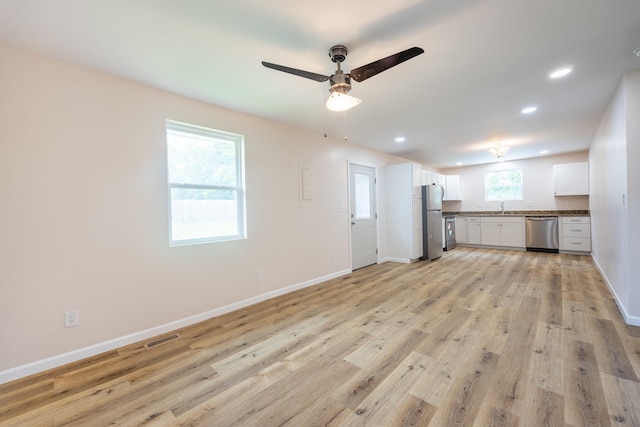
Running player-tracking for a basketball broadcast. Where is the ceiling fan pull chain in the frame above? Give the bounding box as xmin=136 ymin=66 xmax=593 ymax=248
xmin=344 ymin=111 xmax=349 ymax=141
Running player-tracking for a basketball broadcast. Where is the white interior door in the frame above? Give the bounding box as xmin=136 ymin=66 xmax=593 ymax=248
xmin=350 ymin=164 xmax=377 ymax=270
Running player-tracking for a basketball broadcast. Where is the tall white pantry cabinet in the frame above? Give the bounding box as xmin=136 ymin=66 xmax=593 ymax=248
xmin=386 ymin=162 xmax=423 ymax=262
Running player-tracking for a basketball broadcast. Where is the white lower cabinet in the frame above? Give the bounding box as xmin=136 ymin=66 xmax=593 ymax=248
xmin=480 ymin=216 xmax=525 ymax=248
xmin=466 ymin=217 xmax=482 ymax=244
xmin=456 ymin=217 xmax=468 ymax=243
xmin=560 ymin=216 xmax=591 ymax=252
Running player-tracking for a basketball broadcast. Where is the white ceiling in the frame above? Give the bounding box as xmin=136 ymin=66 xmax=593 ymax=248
xmin=1 ymin=0 xmax=640 ymax=168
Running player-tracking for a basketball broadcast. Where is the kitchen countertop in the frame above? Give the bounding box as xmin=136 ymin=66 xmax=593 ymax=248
xmin=443 ymin=210 xmax=589 ymax=217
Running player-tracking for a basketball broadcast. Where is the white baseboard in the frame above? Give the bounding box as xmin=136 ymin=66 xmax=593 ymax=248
xmin=0 ymin=268 xmax=352 ymax=385
xmin=384 ymin=257 xmax=412 ymax=264
xmin=591 ymin=255 xmax=640 ymax=327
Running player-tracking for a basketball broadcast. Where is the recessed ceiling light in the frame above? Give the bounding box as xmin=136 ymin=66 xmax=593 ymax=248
xmin=539 ymin=150 xmax=549 ymax=154
xmin=633 ymin=47 xmax=640 ymax=57
xmin=549 ymin=67 xmax=572 ymax=79
xmin=521 ymin=106 xmax=537 ymax=114
xmin=456 ymin=162 xmax=464 ymax=166
xmin=395 ymin=137 xmax=405 ymax=143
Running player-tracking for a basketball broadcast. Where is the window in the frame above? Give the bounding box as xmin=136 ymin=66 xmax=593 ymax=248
xmin=485 ymin=169 xmax=523 ymax=201
xmin=166 ymin=120 xmax=245 ymax=245
xmin=354 ymin=171 xmax=372 ymax=219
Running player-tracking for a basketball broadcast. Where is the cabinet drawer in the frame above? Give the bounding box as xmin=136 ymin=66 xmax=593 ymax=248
xmin=563 ymin=223 xmax=590 ymax=238
xmin=467 ymin=217 xmax=481 ymax=223
xmin=562 ymin=237 xmax=591 ymax=251
xmin=562 ymin=216 xmax=590 ymax=224
xmin=480 ymin=216 xmax=523 ymax=224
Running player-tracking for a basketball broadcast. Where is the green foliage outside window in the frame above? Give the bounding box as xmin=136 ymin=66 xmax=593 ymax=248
xmin=166 ymin=120 xmax=245 ymax=245
xmin=485 ymin=169 xmax=523 ymax=201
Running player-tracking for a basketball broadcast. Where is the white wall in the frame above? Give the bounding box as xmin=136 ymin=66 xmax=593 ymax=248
xmin=0 ymin=44 xmax=407 ymax=380
xmin=590 ymin=69 xmax=640 ymax=325
xmin=441 ymin=152 xmax=589 ymax=213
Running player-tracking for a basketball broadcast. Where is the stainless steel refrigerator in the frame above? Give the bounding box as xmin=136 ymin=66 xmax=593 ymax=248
xmin=421 ymin=184 xmax=444 ymax=261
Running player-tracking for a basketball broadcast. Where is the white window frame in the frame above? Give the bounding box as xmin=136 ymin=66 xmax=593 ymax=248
xmin=166 ymin=120 xmax=246 ymax=246
xmin=485 ymin=169 xmax=523 ymax=201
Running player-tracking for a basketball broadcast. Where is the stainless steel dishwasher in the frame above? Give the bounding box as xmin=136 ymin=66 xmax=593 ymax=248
xmin=525 ymin=217 xmax=559 ymax=253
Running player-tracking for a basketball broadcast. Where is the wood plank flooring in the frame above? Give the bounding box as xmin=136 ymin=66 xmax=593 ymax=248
xmin=1 ymin=247 xmax=640 ymax=426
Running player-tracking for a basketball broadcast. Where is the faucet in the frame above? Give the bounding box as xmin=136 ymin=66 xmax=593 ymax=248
xmin=500 ymin=201 xmax=505 ymax=214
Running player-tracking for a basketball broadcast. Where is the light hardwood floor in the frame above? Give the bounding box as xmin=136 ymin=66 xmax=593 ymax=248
xmin=2 ymin=247 xmax=640 ymax=426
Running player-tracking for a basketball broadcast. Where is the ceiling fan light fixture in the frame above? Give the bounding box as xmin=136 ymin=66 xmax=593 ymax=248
xmin=326 ymin=90 xmax=361 ymax=112
xmin=263 ymin=45 xmax=423 ymax=112
xmin=488 ymin=145 xmax=510 ymax=159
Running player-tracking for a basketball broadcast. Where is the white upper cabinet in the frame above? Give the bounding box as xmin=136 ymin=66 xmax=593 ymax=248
xmin=421 ymin=170 xmax=429 ymax=186
xmin=553 ymin=162 xmax=589 ymax=196
xmin=444 ymin=175 xmax=461 ymax=200
xmin=422 ymin=169 xmax=444 ymax=186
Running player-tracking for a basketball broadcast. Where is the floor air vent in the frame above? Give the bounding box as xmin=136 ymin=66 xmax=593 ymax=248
xmin=144 ymin=333 xmax=180 ymax=350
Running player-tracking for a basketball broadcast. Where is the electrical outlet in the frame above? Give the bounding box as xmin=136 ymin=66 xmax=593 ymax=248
xmin=254 ymin=270 xmax=261 ymax=282
xmin=64 ymin=309 xmax=79 ymax=328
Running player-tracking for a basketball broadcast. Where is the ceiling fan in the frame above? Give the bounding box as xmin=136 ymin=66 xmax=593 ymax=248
xmin=261 ymin=45 xmax=424 ymax=112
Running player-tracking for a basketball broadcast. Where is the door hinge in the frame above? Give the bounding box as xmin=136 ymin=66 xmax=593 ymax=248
xmin=375 ymin=213 xmax=378 ymax=219
xmin=376 ymin=248 xmax=379 ymax=254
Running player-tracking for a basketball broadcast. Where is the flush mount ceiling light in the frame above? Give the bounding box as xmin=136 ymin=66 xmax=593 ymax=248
xmin=549 ymin=67 xmax=572 ymax=79
xmin=488 ymin=144 xmax=510 ymax=159
xmin=395 ymin=136 xmax=406 ymax=143
xmin=521 ymin=106 xmax=537 ymax=114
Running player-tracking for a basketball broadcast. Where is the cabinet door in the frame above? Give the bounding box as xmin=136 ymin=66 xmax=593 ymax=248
xmin=456 ymin=217 xmax=468 ymax=243
xmin=467 ymin=219 xmax=481 ymax=244
xmin=423 ymin=171 xmax=434 ymax=185
xmin=500 ymin=222 xmax=524 ymax=247
xmin=420 ymin=170 xmax=428 ymax=186
xmin=386 ymin=162 xmax=418 ymax=261
xmin=554 ymin=163 xmax=589 ymax=196
xmin=412 ymin=163 xmax=422 ymax=199
xmin=480 ymin=223 xmax=501 ymax=246
xmin=412 ymin=198 xmax=423 ymax=258
xmin=445 ymin=175 xmax=460 ymax=200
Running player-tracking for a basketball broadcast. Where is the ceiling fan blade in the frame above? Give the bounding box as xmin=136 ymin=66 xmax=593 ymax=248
xmin=350 ymin=47 xmax=424 ymax=82
xmin=261 ymin=61 xmax=330 ymax=82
